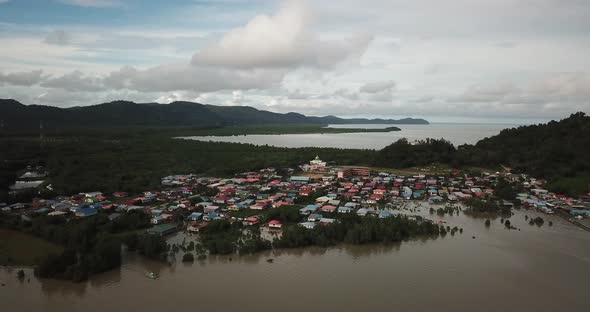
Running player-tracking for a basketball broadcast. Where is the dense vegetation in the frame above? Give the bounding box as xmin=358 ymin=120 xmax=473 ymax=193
xmin=457 ymin=112 xmax=590 ymax=181
xmin=0 ymin=133 xmax=374 ymax=199
xmin=276 ymin=214 xmax=441 ymax=248
xmin=463 ymin=198 xmax=511 ymax=214
xmin=372 ymin=138 xmax=457 ymax=168
xmin=1 ymin=112 xmax=589 ymax=203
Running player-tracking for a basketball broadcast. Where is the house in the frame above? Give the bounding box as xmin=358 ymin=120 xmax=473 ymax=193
xmin=429 ymin=195 xmax=444 ymax=203
xmin=187 ymin=222 xmax=208 ymax=233
xmin=320 ymin=205 xmax=337 ymax=212
xmin=357 ymin=208 xmax=369 ymax=216
xmin=147 ymin=224 xmax=177 ymax=236
xmin=268 ymin=220 xmax=283 ymax=229
xmin=251 ymin=200 xmax=270 ymax=210
xmin=203 ymin=212 xmax=222 ymax=221
xmin=299 ymin=189 xmax=314 ymax=196
xmin=75 ymin=207 xmax=97 ymax=218
xmin=299 ymin=221 xmax=317 ymax=229
xmin=402 ymin=187 xmax=413 ymax=199
xmin=243 ymin=216 xmax=260 ymax=226
xmin=378 ymin=210 xmax=394 ymax=219
xmin=188 ymin=212 xmax=203 ymax=221
xmin=373 ymin=188 xmax=387 ymax=195
xmin=300 ymin=204 xmax=318 ymax=215
xmin=214 ymin=195 xmax=231 ymax=204
xmin=151 ymin=215 xmax=166 ymax=224
xmin=338 ymin=206 xmax=354 ymax=214
xmin=290 ymin=176 xmax=310 ymax=183
xmin=204 ymin=205 xmax=220 ymax=214
xmin=308 ymin=213 xmax=322 ymax=222
xmin=315 ymin=196 xmax=331 ymax=203
xmin=320 ymin=217 xmax=335 ymax=225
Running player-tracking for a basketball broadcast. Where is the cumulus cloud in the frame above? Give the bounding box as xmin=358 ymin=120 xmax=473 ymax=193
xmin=359 ymin=80 xmax=396 ymax=93
xmin=358 ymin=80 xmax=395 ymax=102
xmin=0 ymin=70 xmax=45 ymax=86
xmin=191 ymin=0 xmax=373 ymax=69
xmin=41 ymin=70 xmax=103 ymax=92
xmin=103 ymin=63 xmax=287 ymax=93
xmin=333 ymin=88 xmax=359 ymax=100
xmin=449 ymin=74 xmax=590 ymax=106
xmin=43 ymin=30 xmax=71 ymax=46
xmin=449 ymin=82 xmax=519 ymax=103
xmin=224 ymin=90 xmax=246 ymax=106
xmin=286 ymin=89 xmax=312 ymax=100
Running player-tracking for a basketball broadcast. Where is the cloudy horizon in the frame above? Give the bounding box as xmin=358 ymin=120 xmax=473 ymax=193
xmin=1 ymin=0 xmax=589 ymax=123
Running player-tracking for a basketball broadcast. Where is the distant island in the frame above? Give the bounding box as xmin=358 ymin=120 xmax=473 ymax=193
xmin=0 ymin=99 xmax=429 ymax=132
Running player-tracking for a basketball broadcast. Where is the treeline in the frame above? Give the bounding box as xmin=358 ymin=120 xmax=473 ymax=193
xmin=0 ymin=210 xmax=166 ymax=282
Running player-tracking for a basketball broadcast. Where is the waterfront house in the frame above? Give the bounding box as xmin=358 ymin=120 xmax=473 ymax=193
xmin=148 ymin=224 xmax=177 ymax=236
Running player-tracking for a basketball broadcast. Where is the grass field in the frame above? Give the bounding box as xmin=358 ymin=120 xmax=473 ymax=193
xmin=0 ymin=228 xmax=63 ymax=266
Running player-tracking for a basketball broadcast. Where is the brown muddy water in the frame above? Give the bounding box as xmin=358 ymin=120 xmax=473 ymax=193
xmin=1 ymin=206 xmax=589 ymax=312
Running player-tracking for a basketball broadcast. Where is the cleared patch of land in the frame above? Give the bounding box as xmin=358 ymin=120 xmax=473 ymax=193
xmin=0 ymin=228 xmax=63 ymax=266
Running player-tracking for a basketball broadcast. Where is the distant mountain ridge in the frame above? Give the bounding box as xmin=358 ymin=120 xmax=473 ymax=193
xmin=0 ymin=99 xmax=429 ymax=130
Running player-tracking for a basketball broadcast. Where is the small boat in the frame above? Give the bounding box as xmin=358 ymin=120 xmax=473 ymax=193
xmin=145 ymin=271 xmax=158 ymax=279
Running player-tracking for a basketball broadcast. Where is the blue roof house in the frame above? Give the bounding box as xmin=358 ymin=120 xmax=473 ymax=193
xmin=300 ymin=204 xmax=318 ymax=215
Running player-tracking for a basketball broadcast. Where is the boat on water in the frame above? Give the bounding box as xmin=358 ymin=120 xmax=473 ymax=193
xmin=145 ymin=271 xmax=158 ymax=279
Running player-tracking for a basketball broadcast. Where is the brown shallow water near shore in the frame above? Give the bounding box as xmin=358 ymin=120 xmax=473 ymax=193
xmin=1 ymin=207 xmax=589 ymax=312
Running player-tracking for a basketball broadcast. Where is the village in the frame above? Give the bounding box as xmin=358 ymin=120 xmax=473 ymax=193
xmin=2 ymin=156 xmax=590 ymax=238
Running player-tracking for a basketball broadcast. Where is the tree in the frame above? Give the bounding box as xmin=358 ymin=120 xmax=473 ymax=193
xmin=182 ymin=253 xmax=194 ymax=262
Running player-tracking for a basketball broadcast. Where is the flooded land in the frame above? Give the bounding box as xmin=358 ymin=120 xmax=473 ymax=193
xmin=2 ymin=205 xmax=589 ymax=312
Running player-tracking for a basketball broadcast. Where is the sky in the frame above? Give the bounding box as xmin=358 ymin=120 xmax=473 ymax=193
xmin=1 ymin=0 xmax=589 ymax=123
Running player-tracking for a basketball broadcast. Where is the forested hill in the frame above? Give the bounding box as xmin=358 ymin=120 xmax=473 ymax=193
xmin=0 ymin=99 xmax=429 ymax=130
xmin=371 ymin=112 xmax=590 ymax=194
xmin=456 ymin=112 xmax=590 ymax=179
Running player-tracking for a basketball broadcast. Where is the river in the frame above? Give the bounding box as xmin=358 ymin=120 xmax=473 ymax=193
xmin=1 ymin=205 xmax=589 ymax=312
xmin=179 ymin=123 xmax=523 ymax=149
